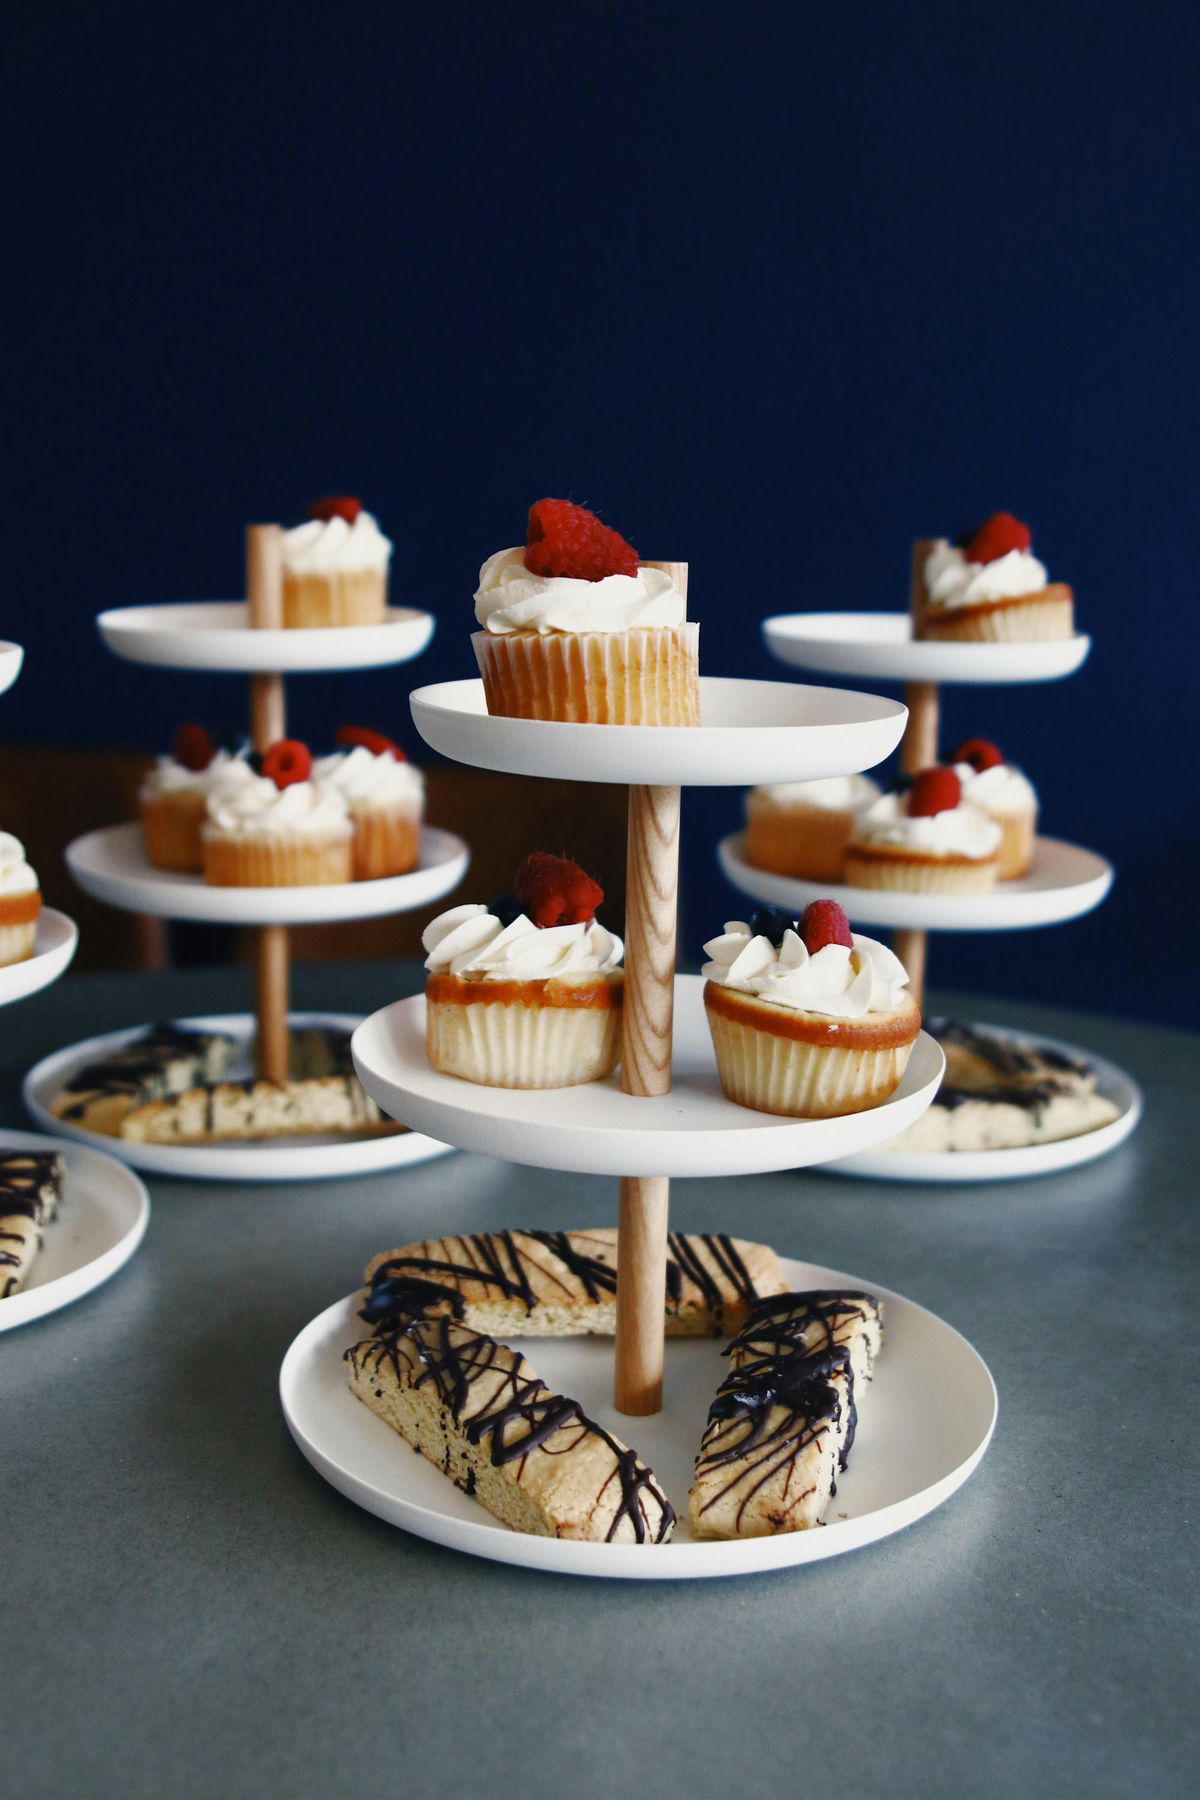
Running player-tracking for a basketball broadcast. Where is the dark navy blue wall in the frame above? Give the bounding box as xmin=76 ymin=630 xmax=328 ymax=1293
xmin=7 ymin=2 xmax=1198 ymax=1023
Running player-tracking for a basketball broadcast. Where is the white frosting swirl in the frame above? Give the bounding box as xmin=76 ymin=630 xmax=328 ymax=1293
xmin=751 ymin=774 xmax=880 ymax=812
xmin=204 ymin=767 xmax=351 ymax=839
xmin=474 ymin=547 xmax=683 ymax=635
xmin=0 ymin=832 xmax=37 ymax=895
xmin=139 ymin=747 xmax=246 ymax=802
xmin=953 ymin=761 xmax=1037 ymax=819
xmin=924 ymin=539 xmax=1048 ymax=610
xmin=282 ymin=511 xmax=392 ymax=575
xmin=853 ymin=790 xmax=1001 ymax=859
xmin=703 ymin=921 xmax=909 ymax=1019
xmin=423 ymin=903 xmax=623 ymax=979
xmin=313 ymin=747 xmax=424 ymax=812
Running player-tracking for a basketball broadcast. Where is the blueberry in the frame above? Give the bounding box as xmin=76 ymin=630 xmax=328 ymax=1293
xmin=217 ymin=727 xmax=248 ymax=755
xmin=891 ymin=771 xmax=914 ymax=795
xmin=749 ymin=904 xmax=796 ymax=947
xmin=246 ymin=750 xmax=265 ymax=775
xmin=489 ymin=893 xmax=523 ymax=928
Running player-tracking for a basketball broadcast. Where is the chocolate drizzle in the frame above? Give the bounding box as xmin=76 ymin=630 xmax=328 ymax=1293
xmin=55 ymin=1023 xmax=232 ymax=1120
xmin=0 ymin=1153 xmax=64 ymax=1297
xmin=932 ymin=1017 xmax=1090 ymax=1082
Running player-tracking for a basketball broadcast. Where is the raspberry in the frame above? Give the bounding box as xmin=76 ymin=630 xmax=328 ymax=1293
xmin=524 ymin=499 xmax=639 ymax=582
xmin=907 ymin=766 xmax=962 ymax=817
xmin=953 ymin=736 xmax=1004 ymax=773
xmin=261 ymin=739 xmax=313 ymax=789
xmin=799 ymin=900 xmax=853 ymax=954
xmin=308 ymin=495 xmax=363 ymax=524
xmin=962 ymin=511 xmax=1031 ymax=565
xmin=334 ymin=725 xmax=405 ymax=760
xmin=173 ymin=723 xmax=215 ymax=772
xmin=514 ymin=851 xmax=604 ymax=929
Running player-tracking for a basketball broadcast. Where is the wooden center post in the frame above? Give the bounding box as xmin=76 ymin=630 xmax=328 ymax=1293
xmin=246 ymin=524 xmax=290 ymax=1082
xmin=893 ymin=540 xmax=941 ymax=1010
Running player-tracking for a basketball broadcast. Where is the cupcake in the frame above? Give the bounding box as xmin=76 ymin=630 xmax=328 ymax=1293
xmin=280 ymin=496 xmax=392 ymax=629
xmin=951 ymin=737 xmax=1038 ymax=880
xmin=313 ymin=727 xmax=425 ymax=880
xmin=744 ymin=774 xmax=881 ymax=882
xmin=139 ymin=725 xmax=248 ymax=872
xmin=845 ymin=767 xmax=1001 ymax=893
xmin=915 ymin=512 xmax=1073 ymax=643
xmin=422 ymin=852 xmax=624 ymax=1089
xmin=472 ymin=498 xmax=699 ymax=725
xmin=201 ymin=741 xmax=353 ymax=886
xmin=703 ymin=901 xmax=920 ymax=1118
xmin=0 ymin=833 xmax=41 ymax=967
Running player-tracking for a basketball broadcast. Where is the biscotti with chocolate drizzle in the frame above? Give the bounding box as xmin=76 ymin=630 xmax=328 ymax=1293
xmin=346 ymin=1314 xmax=675 ymax=1543
xmin=361 ymin=1228 xmax=788 ymax=1340
xmin=0 ymin=1152 xmax=65 ymax=1298
xmin=50 ymin=1023 xmax=237 ymax=1136
xmin=121 ymin=1074 xmax=398 ymax=1143
xmin=689 ymin=1291 xmax=882 ymax=1540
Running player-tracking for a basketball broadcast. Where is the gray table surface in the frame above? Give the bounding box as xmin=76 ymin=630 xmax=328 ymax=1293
xmin=3 ymin=959 xmax=1196 ymax=1800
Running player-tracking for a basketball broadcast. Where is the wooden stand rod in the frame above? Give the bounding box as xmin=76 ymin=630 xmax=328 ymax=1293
xmin=247 ymin=524 xmax=289 ymax=1082
xmin=898 ymin=543 xmax=942 ymax=1011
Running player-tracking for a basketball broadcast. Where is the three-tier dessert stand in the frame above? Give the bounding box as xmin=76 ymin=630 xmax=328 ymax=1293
xmin=25 ymin=529 xmax=469 ymax=1181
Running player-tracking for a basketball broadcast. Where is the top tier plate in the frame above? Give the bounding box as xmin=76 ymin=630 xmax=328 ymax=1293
xmin=409 ymin=676 xmax=907 ymax=787
xmin=97 ymin=603 xmax=435 ymax=673
xmin=764 ymin=613 xmax=1091 ymax=685
xmin=0 ymin=640 xmax=24 ymax=695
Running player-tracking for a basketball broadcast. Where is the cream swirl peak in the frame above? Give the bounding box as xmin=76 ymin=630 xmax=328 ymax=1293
xmin=282 ymin=510 xmax=392 ymax=575
xmin=474 ymin=547 xmax=684 ymax=636
xmin=0 ymin=832 xmax=38 ymax=895
xmin=313 ymin=746 xmax=424 ymax=810
xmin=204 ymin=767 xmax=351 ymax=839
xmin=924 ymin=539 xmax=1048 ymax=610
xmin=423 ymin=903 xmax=623 ymax=979
xmin=702 ymin=921 xmax=909 ymax=1019
xmin=753 ymin=774 xmax=880 ymax=811
xmin=139 ymin=747 xmax=245 ymax=800
xmin=953 ymin=760 xmax=1037 ymax=818
xmin=854 ymin=790 xmax=1001 ymax=859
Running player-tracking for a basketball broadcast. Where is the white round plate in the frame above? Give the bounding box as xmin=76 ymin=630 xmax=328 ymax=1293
xmin=0 ymin=909 xmax=79 ymax=1007
xmin=65 ymin=822 xmax=468 ymax=926
xmin=96 ymin=602 xmax=435 ymax=672
xmin=0 ymin=1128 xmax=149 ymax=1331
xmin=718 ymin=832 xmax=1113 ymax=932
xmin=409 ymin=677 xmax=907 ymax=787
xmin=763 ymin=613 xmax=1092 ymax=685
xmin=280 ymin=1255 xmax=996 ymax=1579
xmin=825 ymin=1028 xmax=1143 ymax=1182
xmin=0 ymin=639 xmax=23 ymax=695
xmin=22 ymin=1013 xmax=457 ymax=1183
xmin=352 ymin=974 xmax=944 ymax=1178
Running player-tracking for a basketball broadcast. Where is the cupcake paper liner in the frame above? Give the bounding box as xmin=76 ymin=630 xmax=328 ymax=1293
xmin=472 ymin=623 xmax=700 ymax=725
xmin=202 ymin=831 xmax=353 ymax=887
xmin=140 ymin=791 xmax=208 ymax=872
xmin=706 ymin=1005 xmax=915 ymax=1119
xmin=744 ymin=800 xmax=854 ymax=882
xmin=844 ymin=848 xmax=999 ymax=893
xmin=350 ymin=805 xmax=422 ymax=881
xmin=282 ymin=570 xmax=387 ymax=629
xmin=426 ymin=994 xmax=622 ymax=1089
xmin=0 ymin=919 xmax=38 ymax=967
xmin=920 ymin=588 xmax=1074 ymax=644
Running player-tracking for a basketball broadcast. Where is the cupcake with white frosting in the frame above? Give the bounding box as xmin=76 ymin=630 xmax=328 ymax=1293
xmin=313 ymin=727 xmax=424 ymax=880
xmin=951 ymin=737 xmax=1038 ymax=879
xmin=915 ymin=512 xmax=1073 ymax=643
xmin=139 ymin=724 xmax=248 ymax=872
xmin=0 ymin=833 xmax=41 ymax=967
xmin=845 ymin=767 xmax=1001 ymax=893
xmin=422 ymin=852 xmax=624 ymax=1088
xmin=201 ymin=741 xmax=352 ymax=887
xmin=703 ymin=901 xmax=920 ymax=1118
xmin=281 ymin=496 xmax=392 ymax=629
xmin=473 ymin=498 xmax=699 ymax=725
xmin=744 ymin=774 xmax=881 ymax=882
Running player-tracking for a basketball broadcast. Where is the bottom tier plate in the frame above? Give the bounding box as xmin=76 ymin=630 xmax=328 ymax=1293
xmin=0 ymin=1128 xmax=149 ymax=1331
xmin=280 ymin=1256 xmax=996 ymax=1581
xmin=22 ymin=1013 xmax=456 ymax=1183
xmin=823 ymin=1027 xmax=1142 ymax=1183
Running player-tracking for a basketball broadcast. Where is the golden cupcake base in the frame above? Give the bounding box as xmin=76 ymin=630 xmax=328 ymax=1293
xmin=472 ymin=623 xmax=700 ymax=725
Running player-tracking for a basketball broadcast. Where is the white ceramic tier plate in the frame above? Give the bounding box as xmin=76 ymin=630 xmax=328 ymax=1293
xmin=22 ymin=1013 xmax=457 ymax=1183
xmin=763 ymin=613 xmax=1091 ymax=685
xmin=280 ymin=1255 xmax=996 ymax=1580
xmin=0 ymin=1128 xmax=149 ymax=1331
xmin=65 ymin=822 xmax=468 ymax=926
xmin=0 ymin=909 xmax=79 ymax=1007
xmin=825 ymin=1028 xmax=1143 ymax=1182
xmin=352 ymin=974 xmax=944 ymax=1178
xmin=718 ymin=832 xmax=1113 ymax=932
xmin=409 ymin=676 xmax=907 ymax=786
xmin=96 ymin=603 xmax=434 ymax=672
xmin=0 ymin=639 xmax=23 ymax=695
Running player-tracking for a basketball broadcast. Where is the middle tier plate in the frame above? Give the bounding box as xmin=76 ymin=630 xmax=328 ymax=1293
xmin=66 ymin=822 xmax=469 ymax=925
xmin=352 ymin=974 xmax=944 ymax=1178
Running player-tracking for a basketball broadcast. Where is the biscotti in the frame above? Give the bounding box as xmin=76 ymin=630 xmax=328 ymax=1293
xmin=122 ymin=1074 xmax=398 ymax=1143
xmin=347 ymin=1314 xmax=675 ymax=1543
xmin=0 ymin=1152 xmax=64 ymax=1299
xmin=50 ymin=1024 xmax=237 ymax=1136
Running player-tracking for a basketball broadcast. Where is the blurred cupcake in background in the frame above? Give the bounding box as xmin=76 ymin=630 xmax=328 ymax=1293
xmin=743 ymin=774 xmax=880 ymax=881
xmin=202 ymin=740 xmax=352 ymax=887
xmin=951 ymin=737 xmax=1038 ymax=879
xmin=313 ymin=726 xmax=424 ymax=880
xmin=281 ymin=496 xmax=392 ymax=628
xmin=139 ymin=724 xmax=248 ymax=872
xmin=0 ymin=832 xmax=41 ymax=966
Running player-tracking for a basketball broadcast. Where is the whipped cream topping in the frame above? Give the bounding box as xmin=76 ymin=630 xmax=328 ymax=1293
xmin=954 ymin=760 xmax=1037 ymax=818
xmin=204 ymin=767 xmax=351 ymax=839
xmin=0 ymin=832 xmax=37 ymax=895
xmin=703 ymin=920 xmax=910 ymax=1019
xmin=282 ymin=511 xmax=392 ymax=575
xmin=751 ymin=774 xmax=880 ymax=812
xmin=474 ymin=547 xmax=684 ymax=635
xmin=853 ymin=790 xmax=1001 ymax=860
xmin=313 ymin=746 xmax=424 ymax=812
xmin=423 ymin=903 xmax=623 ymax=979
xmin=924 ymin=540 xmax=1048 ymax=610
xmin=139 ymin=747 xmax=246 ymax=801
